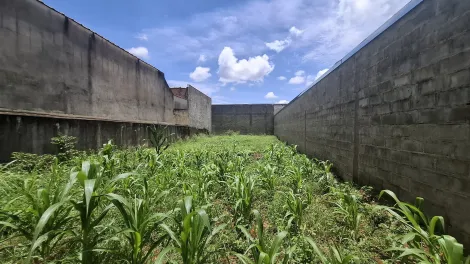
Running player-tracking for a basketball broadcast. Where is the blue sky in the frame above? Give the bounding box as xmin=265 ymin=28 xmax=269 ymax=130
xmin=43 ymin=0 xmax=410 ymax=104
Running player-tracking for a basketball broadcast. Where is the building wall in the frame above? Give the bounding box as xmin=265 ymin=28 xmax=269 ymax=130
xmin=0 ymin=0 xmax=174 ymax=124
xmin=275 ymin=0 xmax=470 ymax=245
xmin=188 ymin=85 xmax=211 ymax=132
xmin=212 ymin=104 xmax=276 ymax=135
xmin=173 ymin=96 xmax=188 ymax=110
xmin=0 ymin=114 xmax=194 ymax=162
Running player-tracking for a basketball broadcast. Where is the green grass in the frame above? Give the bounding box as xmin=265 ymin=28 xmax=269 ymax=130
xmin=0 ymin=134 xmax=467 ymax=263
xmin=170 ymin=134 xmax=279 ymax=153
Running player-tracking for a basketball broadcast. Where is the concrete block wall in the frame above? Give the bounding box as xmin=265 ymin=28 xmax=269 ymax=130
xmin=212 ymin=104 xmax=283 ymax=135
xmin=275 ymin=0 xmax=470 ymax=245
xmin=0 ymin=0 xmax=174 ymax=124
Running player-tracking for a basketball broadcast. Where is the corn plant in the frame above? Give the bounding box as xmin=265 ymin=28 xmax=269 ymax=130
xmin=314 ymin=160 xmax=335 ymax=193
xmin=107 ymin=177 xmax=169 ymax=264
xmin=379 ymin=190 xmax=470 ymax=263
xmin=304 ymin=237 xmax=359 ymax=264
xmin=282 ymin=190 xmax=311 ymax=233
xmin=157 ymin=196 xmax=226 ymax=264
xmin=287 ymin=166 xmax=303 ymax=194
xmin=333 ymin=192 xmax=362 ymax=241
xmin=257 ymin=164 xmax=276 ymax=191
xmin=71 ymin=161 xmax=132 ymax=264
xmin=235 ymin=210 xmax=294 ymax=264
xmin=229 ymin=173 xmax=256 ymax=224
xmin=149 ymin=125 xmax=173 ymax=154
xmin=0 ymin=160 xmax=77 ymax=263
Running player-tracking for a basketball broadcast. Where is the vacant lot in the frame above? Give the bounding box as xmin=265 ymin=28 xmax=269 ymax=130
xmin=0 ymin=134 xmax=466 ymax=263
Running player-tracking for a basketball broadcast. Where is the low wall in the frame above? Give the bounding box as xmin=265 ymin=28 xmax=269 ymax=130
xmin=0 ymin=113 xmax=196 ymax=162
xmin=0 ymin=0 xmax=174 ymax=124
xmin=275 ymin=0 xmax=470 ymax=245
xmin=212 ymin=104 xmax=283 ymax=135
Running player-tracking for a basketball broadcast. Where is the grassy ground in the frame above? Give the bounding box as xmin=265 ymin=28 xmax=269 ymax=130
xmin=0 ymin=134 xmax=466 ymax=263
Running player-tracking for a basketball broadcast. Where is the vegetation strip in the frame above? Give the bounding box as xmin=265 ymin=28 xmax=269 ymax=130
xmin=0 ymin=133 xmax=468 ymax=263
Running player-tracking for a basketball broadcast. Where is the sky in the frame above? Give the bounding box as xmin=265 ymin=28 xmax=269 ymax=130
xmin=42 ymin=0 xmax=411 ymax=104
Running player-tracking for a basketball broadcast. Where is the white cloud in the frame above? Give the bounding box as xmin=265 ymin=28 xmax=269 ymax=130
xmin=230 ymin=87 xmax=236 ymax=91
xmin=277 ymin=100 xmax=289 ymax=104
xmin=288 ymin=76 xmax=305 ymax=84
xmin=315 ymin=68 xmax=329 ymax=80
xmin=301 ymin=0 xmax=410 ymax=62
xmin=265 ymin=39 xmax=291 ymax=53
xmin=265 ymin=92 xmax=278 ymax=99
xmin=218 ymin=47 xmax=274 ymax=83
xmin=277 ymin=76 xmax=287 ymax=81
xmin=189 ymin=67 xmax=212 ymax=82
xmin=127 ymin=47 xmax=149 ymax=59
xmin=136 ymin=0 xmax=409 ymax=66
xmin=295 ymin=70 xmax=305 ymax=76
xmin=198 ymin=54 xmax=207 ymax=63
xmin=288 ymin=70 xmax=306 ymax=84
xmin=289 ymin=26 xmax=304 ymax=37
xmin=136 ymin=33 xmax=148 ymax=41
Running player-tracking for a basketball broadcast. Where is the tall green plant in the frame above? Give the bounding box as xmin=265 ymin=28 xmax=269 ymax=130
xmin=71 ymin=161 xmax=132 ymax=264
xmin=107 ymin=178 xmax=169 ymax=264
xmin=257 ymin=164 xmax=277 ymax=191
xmin=229 ymin=173 xmax=256 ymax=224
xmin=149 ymin=125 xmax=173 ymax=154
xmin=157 ymin=196 xmax=225 ymax=264
xmin=235 ymin=210 xmax=294 ymax=264
xmin=0 ymin=159 xmax=76 ymax=263
xmin=283 ymin=190 xmax=311 ymax=233
xmin=379 ymin=190 xmax=470 ymax=263
xmin=334 ymin=192 xmax=362 ymax=241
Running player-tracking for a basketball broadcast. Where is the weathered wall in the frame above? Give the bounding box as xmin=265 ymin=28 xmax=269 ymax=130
xmin=0 ymin=113 xmax=194 ymax=162
xmin=275 ymin=0 xmax=470 ymax=245
xmin=0 ymin=0 xmax=174 ymax=124
xmin=188 ymin=85 xmax=211 ymax=132
xmin=212 ymin=104 xmax=275 ymax=135
xmin=173 ymin=96 xmax=188 ymax=110
xmin=273 ymin=104 xmax=286 ymax=115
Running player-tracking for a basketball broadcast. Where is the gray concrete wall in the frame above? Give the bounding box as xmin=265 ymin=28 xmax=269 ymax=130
xmin=275 ymin=0 xmax=470 ymax=245
xmin=0 ymin=113 xmax=195 ymax=162
xmin=174 ymin=96 xmax=188 ymax=110
xmin=0 ymin=0 xmax=174 ymax=124
xmin=212 ymin=104 xmax=275 ymax=135
xmin=188 ymin=85 xmax=211 ymax=132
xmin=273 ymin=104 xmax=286 ymax=115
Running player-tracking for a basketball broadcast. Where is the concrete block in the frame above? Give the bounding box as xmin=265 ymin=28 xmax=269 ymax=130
xmin=441 ymin=51 xmax=470 ymax=74
xmin=435 ymin=157 xmax=469 ymax=177
xmin=418 ymin=42 xmax=451 ymax=68
xmin=2 ymin=13 xmax=16 ymax=32
xmin=418 ymin=108 xmax=451 ymax=124
xmin=17 ymin=19 xmax=30 ymax=37
xmin=448 ymin=106 xmax=470 ymax=122
xmin=450 ymin=70 xmax=470 ymax=89
xmin=437 ymin=87 xmax=470 ymax=107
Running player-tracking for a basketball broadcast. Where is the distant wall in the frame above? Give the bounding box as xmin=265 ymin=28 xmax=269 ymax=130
xmin=212 ymin=104 xmax=278 ymax=135
xmin=0 ymin=0 xmax=174 ymax=124
xmin=275 ymin=0 xmax=470 ymax=245
xmin=0 ymin=114 xmax=195 ymax=162
xmin=188 ymin=85 xmax=211 ymax=132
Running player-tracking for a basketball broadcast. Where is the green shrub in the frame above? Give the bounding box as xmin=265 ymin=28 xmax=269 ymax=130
xmin=51 ymin=134 xmax=78 ymax=161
